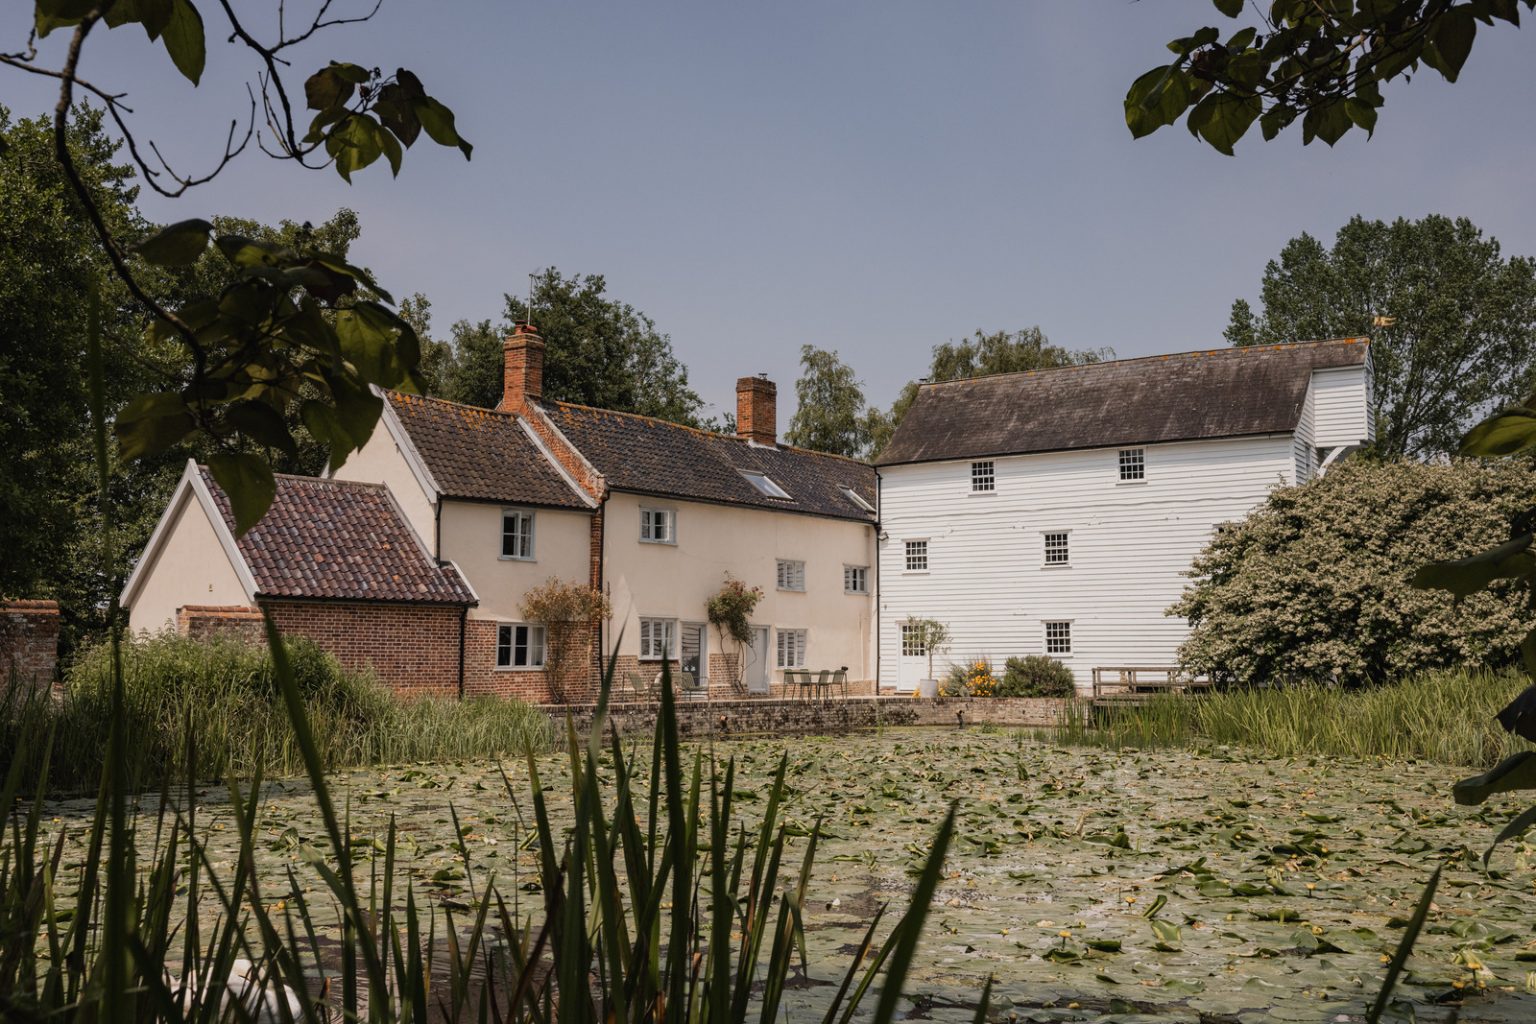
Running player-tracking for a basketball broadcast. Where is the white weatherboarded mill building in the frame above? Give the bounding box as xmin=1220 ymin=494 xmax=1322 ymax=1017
xmin=873 ymin=339 xmax=1375 ymax=692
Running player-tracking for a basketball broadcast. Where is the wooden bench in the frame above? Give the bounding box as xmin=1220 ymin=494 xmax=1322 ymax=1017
xmin=1091 ymin=666 xmax=1213 ymax=706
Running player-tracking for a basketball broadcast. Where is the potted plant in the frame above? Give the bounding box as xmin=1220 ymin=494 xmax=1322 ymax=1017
xmin=902 ymin=615 xmax=951 ymax=697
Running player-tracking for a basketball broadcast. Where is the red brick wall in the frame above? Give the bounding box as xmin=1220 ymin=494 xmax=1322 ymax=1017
xmin=178 ymin=604 xmax=265 ymax=641
xmin=463 ymin=618 xmax=603 ymax=703
xmin=0 ymin=600 xmax=61 ymax=690
xmin=263 ymin=600 xmax=463 ymax=698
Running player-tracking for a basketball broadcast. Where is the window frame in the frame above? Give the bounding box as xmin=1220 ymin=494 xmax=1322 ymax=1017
xmin=1042 ymin=530 xmax=1071 ymax=567
xmin=495 ymin=622 xmax=547 ymax=670
xmin=639 ymin=506 xmax=677 ymax=545
xmin=1043 ymin=620 xmax=1073 ymax=656
xmin=904 ymin=539 xmax=929 ymax=573
xmin=776 ymin=628 xmax=808 ymax=669
xmin=970 ymin=460 xmax=996 ymax=493
xmin=500 ymin=508 xmax=536 ymax=561
xmin=639 ymin=617 xmax=677 ymax=661
xmin=1117 ymin=447 xmax=1147 ymax=483
xmin=843 ymin=564 xmax=869 ymax=595
xmin=900 ymin=623 xmax=926 ymax=657
xmin=776 ymin=559 xmax=806 ymax=592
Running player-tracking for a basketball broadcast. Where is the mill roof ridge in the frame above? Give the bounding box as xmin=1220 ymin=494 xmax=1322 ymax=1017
xmin=916 ymin=337 xmax=1370 ymax=390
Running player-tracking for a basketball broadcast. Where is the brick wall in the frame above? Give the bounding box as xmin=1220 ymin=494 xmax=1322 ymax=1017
xmin=263 ymin=600 xmax=463 ymax=698
xmin=178 ymin=604 xmax=265 ymax=641
xmin=464 ymin=619 xmax=603 ymax=703
xmin=556 ymin=695 xmax=1071 ymax=741
xmin=0 ymin=600 xmax=61 ymax=690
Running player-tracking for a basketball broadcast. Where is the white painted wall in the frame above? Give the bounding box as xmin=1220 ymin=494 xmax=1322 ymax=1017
xmin=1312 ymin=365 xmax=1373 ymax=448
xmin=126 ymin=487 xmax=249 ymax=634
xmin=332 ymin=415 xmax=437 ymax=547
xmin=601 ymin=491 xmax=877 ymax=685
xmin=1294 ymin=381 xmax=1318 ymax=484
xmin=876 ymin=436 xmax=1297 ymax=693
xmin=441 ymin=500 xmax=593 ymax=622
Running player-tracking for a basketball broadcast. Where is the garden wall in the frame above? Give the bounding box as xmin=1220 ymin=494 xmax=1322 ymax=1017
xmin=0 ymin=600 xmax=61 ymax=689
xmin=554 ymin=695 xmax=1069 ymax=740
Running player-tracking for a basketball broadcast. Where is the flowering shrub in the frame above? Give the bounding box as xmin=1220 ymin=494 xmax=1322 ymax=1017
xmin=707 ymin=575 xmax=765 ymax=692
xmin=521 ymin=578 xmax=611 ymax=703
xmin=944 ymin=658 xmax=999 ymax=697
xmin=1172 ymin=458 xmax=1536 ymax=687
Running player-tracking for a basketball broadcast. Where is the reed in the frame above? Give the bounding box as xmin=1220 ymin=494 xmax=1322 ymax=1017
xmin=1049 ymin=667 xmax=1529 ymax=765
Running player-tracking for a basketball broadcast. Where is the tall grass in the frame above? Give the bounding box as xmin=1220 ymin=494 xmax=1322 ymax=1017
xmin=0 ymin=632 xmax=553 ymax=791
xmin=1051 ymin=667 xmax=1530 ymax=764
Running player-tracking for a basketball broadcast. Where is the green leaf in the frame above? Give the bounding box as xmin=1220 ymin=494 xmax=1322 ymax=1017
xmin=1453 ymin=752 xmax=1536 ymax=806
xmin=1484 ymin=804 xmax=1536 ymax=866
xmin=1411 ymin=533 xmax=1535 ymax=596
xmin=1431 ymin=6 xmax=1477 ymax=81
xmin=301 ymin=400 xmax=359 ymax=472
xmin=134 ymin=218 xmax=212 ymax=266
xmin=374 ymin=82 xmax=423 ymax=147
xmin=34 ymin=0 xmax=95 ymax=37
xmin=214 ymin=234 xmax=287 ymax=268
xmin=1302 ymin=100 xmax=1352 ymax=146
xmin=1212 ymin=0 xmax=1243 ymax=15
xmin=114 ymin=392 xmax=195 ymax=461
xmin=378 ymin=125 xmax=403 ymax=176
xmin=1344 ymin=98 xmax=1378 ymax=134
xmin=325 ymin=114 xmax=383 ymax=183
xmin=162 ymin=0 xmax=205 ymax=85
xmin=1459 ymin=407 xmax=1536 ymax=457
xmin=226 ymin=400 xmax=298 ymax=456
xmin=413 ymin=97 xmax=473 ymax=159
xmin=1496 ymin=682 xmax=1536 ymax=742
xmin=1125 ymin=65 xmax=1192 ymax=139
xmin=1188 ymin=91 xmax=1261 ymax=155
xmin=208 ymin=452 xmax=276 ymax=537
xmin=304 ymin=66 xmax=355 ymax=112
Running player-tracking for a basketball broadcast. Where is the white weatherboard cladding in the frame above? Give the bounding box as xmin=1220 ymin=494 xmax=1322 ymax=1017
xmin=1293 ymin=381 xmax=1317 ymax=484
xmin=876 ymin=435 xmax=1296 ymax=693
xmin=1312 ymin=365 xmax=1372 ymax=447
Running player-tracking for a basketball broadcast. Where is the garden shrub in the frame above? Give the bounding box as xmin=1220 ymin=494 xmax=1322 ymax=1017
xmin=1000 ymin=655 xmax=1075 ymax=697
xmin=1171 ymin=457 xmax=1536 ymax=687
xmin=943 ymin=658 xmax=998 ymax=696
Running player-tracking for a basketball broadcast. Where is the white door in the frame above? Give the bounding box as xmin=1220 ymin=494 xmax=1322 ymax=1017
xmin=898 ymin=624 xmax=928 ymax=692
xmin=681 ymin=622 xmax=707 ymax=691
xmin=745 ymin=626 xmax=770 ymax=694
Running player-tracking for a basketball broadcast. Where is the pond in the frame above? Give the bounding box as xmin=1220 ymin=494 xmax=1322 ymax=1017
xmin=44 ymin=728 xmax=1536 ymax=1022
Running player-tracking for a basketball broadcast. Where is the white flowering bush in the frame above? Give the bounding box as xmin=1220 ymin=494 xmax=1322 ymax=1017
xmin=1172 ymin=458 xmax=1536 ymax=687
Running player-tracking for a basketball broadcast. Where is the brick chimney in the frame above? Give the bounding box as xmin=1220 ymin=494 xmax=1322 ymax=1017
xmin=736 ymin=375 xmax=776 ymax=446
xmin=499 ymin=322 xmax=545 ymax=413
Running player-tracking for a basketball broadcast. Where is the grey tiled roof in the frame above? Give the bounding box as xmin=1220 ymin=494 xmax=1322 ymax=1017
xmin=540 ymin=401 xmax=877 ymax=522
xmin=875 ymin=338 xmax=1371 ymax=466
xmin=199 ymin=467 xmax=475 ymax=604
xmin=385 ymin=392 xmax=590 ymax=509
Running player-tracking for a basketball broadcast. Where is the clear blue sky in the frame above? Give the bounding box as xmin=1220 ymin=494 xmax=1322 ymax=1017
xmin=5 ymin=2 xmax=1534 ymax=424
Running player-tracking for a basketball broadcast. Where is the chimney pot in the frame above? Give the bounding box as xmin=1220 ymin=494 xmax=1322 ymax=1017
xmin=499 ymin=322 xmax=546 ymax=412
xmin=735 ymin=375 xmax=777 ymax=447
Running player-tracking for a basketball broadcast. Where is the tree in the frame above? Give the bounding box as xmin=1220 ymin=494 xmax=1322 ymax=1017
xmin=493 ymin=269 xmax=706 ymax=424
xmin=1173 ymin=458 xmax=1536 ymax=687
xmin=429 ymin=319 xmax=506 ymax=409
xmin=1228 ymin=215 xmax=1536 ymax=459
xmin=2 ymin=1 xmax=472 ymax=534
xmin=1125 ymin=0 xmax=1532 ymax=154
xmin=784 ymin=346 xmax=876 ymax=458
xmin=869 ymin=328 xmax=1113 ymax=456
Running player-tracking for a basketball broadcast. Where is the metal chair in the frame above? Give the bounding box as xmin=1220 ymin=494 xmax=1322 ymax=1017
xmin=829 ymin=667 xmax=849 ymax=700
xmin=626 ymin=671 xmax=652 ymax=701
xmin=812 ymin=669 xmax=831 ymax=701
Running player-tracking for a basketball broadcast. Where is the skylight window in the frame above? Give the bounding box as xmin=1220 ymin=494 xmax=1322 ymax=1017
xmin=738 ymin=470 xmax=792 ymax=499
xmin=840 ymin=486 xmax=875 ymax=513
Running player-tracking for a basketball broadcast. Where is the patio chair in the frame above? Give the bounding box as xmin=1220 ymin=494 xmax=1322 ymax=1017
xmin=829 ymin=667 xmax=849 ymax=700
xmin=625 ymin=671 xmax=652 ymax=701
xmin=678 ymin=671 xmax=708 ymax=701
xmin=783 ymin=669 xmax=805 ymax=699
xmin=811 ymin=669 xmax=831 ymax=701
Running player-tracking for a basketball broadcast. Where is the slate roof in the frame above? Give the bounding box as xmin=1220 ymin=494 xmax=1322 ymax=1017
xmin=384 ymin=392 xmax=590 ymax=509
xmin=539 ymin=401 xmax=878 ymax=522
xmin=198 ymin=467 xmax=475 ymax=605
xmin=875 ymin=338 xmax=1371 ymax=467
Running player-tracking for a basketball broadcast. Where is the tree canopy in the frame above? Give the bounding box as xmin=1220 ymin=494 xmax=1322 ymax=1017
xmin=1226 ymin=215 xmax=1536 ymax=460
xmin=431 ymin=268 xmax=706 ymax=425
xmin=1126 ymin=0 xmax=1533 ymax=154
xmin=868 ymin=328 xmax=1113 ymax=456
xmin=784 ymin=346 xmax=878 ymax=459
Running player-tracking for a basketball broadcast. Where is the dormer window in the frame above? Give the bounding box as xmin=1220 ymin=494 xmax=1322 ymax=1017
xmin=840 ymin=486 xmax=875 ymax=513
xmin=739 ymin=469 xmax=791 ymax=499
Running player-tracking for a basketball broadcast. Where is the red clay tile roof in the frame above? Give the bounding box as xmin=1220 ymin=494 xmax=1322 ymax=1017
xmin=384 ymin=392 xmax=591 ymax=509
xmin=198 ymin=467 xmax=475 ymax=604
xmin=875 ymin=338 xmax=1371 ymax=466
xmin=539 ymin=401 xmax=877 ymax=522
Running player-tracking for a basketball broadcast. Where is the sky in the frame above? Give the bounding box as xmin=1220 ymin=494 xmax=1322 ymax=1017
xmin=4 ymin=2 xmax=1535 ymax=425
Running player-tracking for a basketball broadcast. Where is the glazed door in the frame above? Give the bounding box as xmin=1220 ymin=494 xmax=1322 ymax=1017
xmin=745 ymin=626 xmax=770 ymax=694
